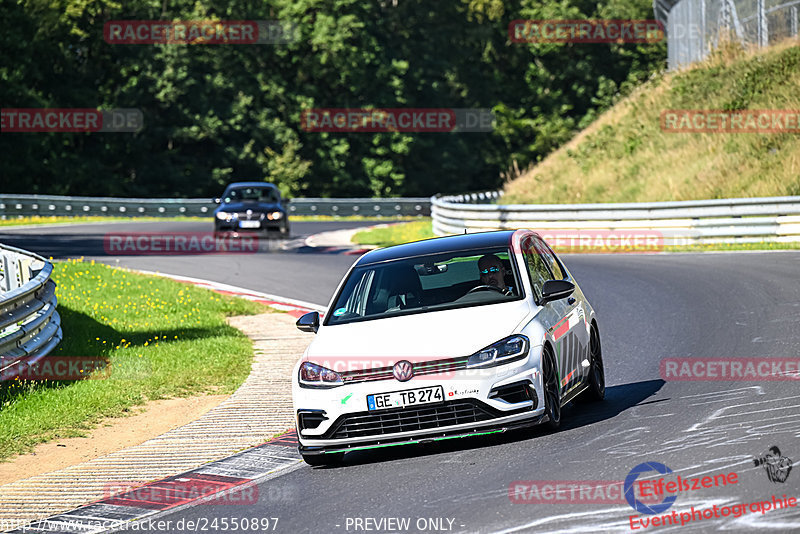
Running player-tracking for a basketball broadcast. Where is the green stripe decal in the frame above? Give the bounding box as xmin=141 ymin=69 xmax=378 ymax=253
xmin=325 ymin=429 xmax=506 ymax=454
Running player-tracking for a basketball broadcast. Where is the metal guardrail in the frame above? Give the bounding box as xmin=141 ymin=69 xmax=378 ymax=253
xmin=0 ymin=244 xmax=62 ymax=371
xmin=0 ymin=194 xmax=431 ymax=219
xmin=431 ymin=193 xmax=800 ymax=245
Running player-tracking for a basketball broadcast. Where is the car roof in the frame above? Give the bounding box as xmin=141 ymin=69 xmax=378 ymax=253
xmin=354 ymin=230 xmax=521 ymax=266
xmin=224 ymin=182 xmax=278 ymax=190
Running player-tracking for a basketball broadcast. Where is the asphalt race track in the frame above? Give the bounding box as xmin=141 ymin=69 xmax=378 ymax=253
xmin=2 ymin=221 xmax=799 ymax=533
xmin=0 ymin=221 xmax=363 ymax=304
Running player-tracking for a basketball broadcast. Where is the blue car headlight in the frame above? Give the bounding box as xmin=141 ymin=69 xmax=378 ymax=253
xmin=466 ymin=335 xmax=529 ymax=368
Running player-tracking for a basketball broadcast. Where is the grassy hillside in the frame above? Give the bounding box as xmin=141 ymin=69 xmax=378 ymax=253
xmin=503 ymin=42 xmax=800 ymax=204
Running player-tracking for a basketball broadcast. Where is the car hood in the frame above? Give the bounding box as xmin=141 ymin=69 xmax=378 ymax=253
xmin=305 ymin=299 xmax=533 ymax=366
xmin=217 ymin=201 xmax=282 ymax=212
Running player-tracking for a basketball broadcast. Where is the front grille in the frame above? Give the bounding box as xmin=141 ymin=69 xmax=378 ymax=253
xmin=234 ymin=212 xmax=264 ymax=220
xmin=323 ymin=400 xmax=498 ymax=439
xmin=341 ymin=356 xmax=469 ymax=384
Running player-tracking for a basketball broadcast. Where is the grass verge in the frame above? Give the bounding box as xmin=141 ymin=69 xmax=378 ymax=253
xmin=503 ymin=41 xmax=800 ymax=204
xmin=659 ymin=241 xmax=800 ymax=253
xmin=352 ymin=219 xmax=799 ymax=252
xmin=0 ymin=259 xmax=266 ymax=461
xmin=291 ymin=215 xmax=423 ymax=222
xmin=0 ymin=215 xmax=425 ymax=226
xmin=352 ymin=219 xmax=435 ymax=248
xmin=0 ymin=216 xmax=206 ymax=227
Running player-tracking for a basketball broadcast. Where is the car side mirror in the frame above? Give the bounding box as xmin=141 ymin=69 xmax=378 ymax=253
xmin=213 ymin=198 xmax=221 ymax=204
xmin=540 ymin=280 xmax=575 ymax=304
xmin=296 ymin=311 xmax=320 ymax=333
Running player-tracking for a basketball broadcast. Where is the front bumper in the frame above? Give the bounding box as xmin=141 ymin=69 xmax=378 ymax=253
xmin=294 ymin=364 xmax=545 ymax=453
xmin=215 ymin=221 xmax=285 ymax=232
xmin=299 ymin=412 xmax=545 ymax=456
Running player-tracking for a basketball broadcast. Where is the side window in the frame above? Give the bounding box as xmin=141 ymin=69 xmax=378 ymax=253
xmin=343 ymin=269 xmax=375 ymax=316
xmin=536 ymin=238 xmax=565 ymax=280
xmin=521 ymin=237 xmax=553 ymax=302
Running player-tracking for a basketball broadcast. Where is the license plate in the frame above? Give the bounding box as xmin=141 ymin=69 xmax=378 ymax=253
xmin=239 ymin=220 xmax=260 ymax=229
xmin=367 ymin=386 xmax=444 ymax=410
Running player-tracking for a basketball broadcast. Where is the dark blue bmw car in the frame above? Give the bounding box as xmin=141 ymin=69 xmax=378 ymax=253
xmin=213 ymin=182 xmax=290 ymax=236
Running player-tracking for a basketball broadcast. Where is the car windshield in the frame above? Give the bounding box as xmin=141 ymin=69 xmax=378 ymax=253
xmin=326 ymin=248 xmax=523 ymax=325
xmin=224 ymin=186 xmax=279 ymax=203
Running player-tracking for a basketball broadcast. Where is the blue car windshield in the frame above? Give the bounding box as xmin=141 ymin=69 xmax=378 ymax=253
xmin=326 ymin=248 xmax=523 ymax=325
xmin=224 ymin=187 xmax=279 ymax=203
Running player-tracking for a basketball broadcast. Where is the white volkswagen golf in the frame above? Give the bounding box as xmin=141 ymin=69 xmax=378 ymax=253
xmin=292 ymin=230 xmax=605 ymax=465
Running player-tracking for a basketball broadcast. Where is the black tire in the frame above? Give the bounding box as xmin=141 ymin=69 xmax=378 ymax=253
xmin=301 ymin=451 xmax=345 ymax=466
xmin=542 ymin=346 xmax=561 ymax=430
xmin=582 ymin=322 xmax=605 ymax=402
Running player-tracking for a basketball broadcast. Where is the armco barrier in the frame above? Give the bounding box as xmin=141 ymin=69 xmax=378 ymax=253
xmin=431 ymin=193 xmax=800 ymax=245
xmin=0 ymin=244 xmax=62 ymax=369
xmin=0 ymin=194 xmax=431 ymax=219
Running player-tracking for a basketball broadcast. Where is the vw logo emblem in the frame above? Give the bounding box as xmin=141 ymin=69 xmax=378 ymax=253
xmin=393 ymin=360 xmax=414 ymax=382
xmin=246 ymin=209 xmax=253 ymax=220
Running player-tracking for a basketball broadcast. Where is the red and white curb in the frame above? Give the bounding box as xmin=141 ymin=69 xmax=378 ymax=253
xmin=7 ymin=271 xmax=315 ymax=534
xmin=302 ymin=226 xmax=382 ymax=256
xmin=7 ymin=433 xmax=302 ymax=534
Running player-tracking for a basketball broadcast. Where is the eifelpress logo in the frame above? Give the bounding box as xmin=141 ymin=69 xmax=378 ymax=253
xmin=754 ymin=446 xmax=793 ymax=483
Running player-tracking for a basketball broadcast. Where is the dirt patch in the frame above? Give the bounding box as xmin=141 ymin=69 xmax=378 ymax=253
xmin=0 ymin=394 xmax=228 ymax=485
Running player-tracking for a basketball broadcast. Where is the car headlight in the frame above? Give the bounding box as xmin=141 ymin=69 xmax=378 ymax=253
xmin=299 ymin=362 xmax=343 ymax=388
xmin=268 ymin=211 xmax=283 ymax=220
xmin=215 ymin=212 xmax=233 ymax=221
xmin=466 ymin=335 xmax=529 ymax=368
